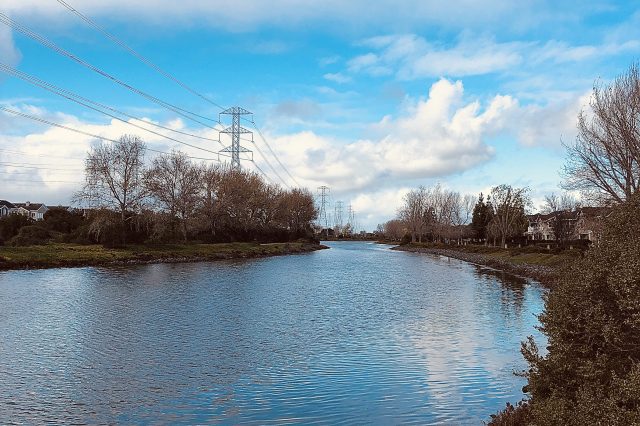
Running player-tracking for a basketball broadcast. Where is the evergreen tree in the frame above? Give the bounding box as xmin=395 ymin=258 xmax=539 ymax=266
xmin=471 ymin=193 xmax=493 ymax=240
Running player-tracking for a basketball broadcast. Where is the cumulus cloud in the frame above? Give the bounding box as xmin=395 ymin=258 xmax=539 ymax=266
xmin=266 ymin=79 xmax=515 ymax=193
xmin=508 ymin=91 xmax=590 ymax=148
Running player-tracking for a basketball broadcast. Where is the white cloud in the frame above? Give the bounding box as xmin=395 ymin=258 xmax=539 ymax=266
xmin=323 ymin=73 xmax=352 ymax=84
xmin=2 ymin=0 xmax=603 ymax=32
xmin=263 ymin=79 xmax=514 ymax=193
xmin=344 ymin=33 xmax=640 ymax=81
xmin=0 ymin=26 xmax=21 ymax=69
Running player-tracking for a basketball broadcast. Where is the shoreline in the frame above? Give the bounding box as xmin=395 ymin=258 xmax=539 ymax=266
xmin=392 ymin=244 xmax=560 ymax=286
xmin=0 ymin=242 xmax=328 ymax=272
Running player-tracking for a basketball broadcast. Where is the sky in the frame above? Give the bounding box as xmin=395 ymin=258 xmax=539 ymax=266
xmin=1 ymin=1 xmax=639 ymax=230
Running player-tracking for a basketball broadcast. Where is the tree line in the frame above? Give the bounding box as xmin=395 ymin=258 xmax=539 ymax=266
xmin=0 ymin=135 xmax=317 ymax=247
xmin=72 ymin=135 xmax=317 ymax=246
xmin=381 ymin=183 xmax=530 ymax=247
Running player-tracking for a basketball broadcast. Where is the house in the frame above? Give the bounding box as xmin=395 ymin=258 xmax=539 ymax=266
xmin=0 ymin=200 xmax=16 ymax=218
xmin=525 ymin=213 xmax=556 ymax=241
xmin=13 ymin=202 xmax=49 ymax=221
xmin=525 ymin=207 xmax=612 ymax=243
xmin=574 ymin=207 xmax=612 ymax=242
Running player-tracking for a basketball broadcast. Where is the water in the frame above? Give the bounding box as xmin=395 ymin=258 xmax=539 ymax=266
xmin=0 ymin=241 xmax=545 ymax=424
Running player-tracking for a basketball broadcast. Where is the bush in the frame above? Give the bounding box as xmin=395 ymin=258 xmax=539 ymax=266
xmin=9 ymin=225 xmax=52 ymax=246
xmin=488 ymin=400 xmax=532 ymax=425
xmin=0 ymin=214 xmax=33 ymax=241
xmin=518 ymin=194 xmax=640 ymax=424
xmin=43 ymin=208 xmax=85 ymax=233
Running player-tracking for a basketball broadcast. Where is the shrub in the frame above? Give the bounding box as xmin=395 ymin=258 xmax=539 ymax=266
xmin=0 ymin=214 xmax=33 ymax=241
xmin=518 ymin=194 xmax=640 ymax=424
xmin=9 ymin=225 xmax=52 ymax=246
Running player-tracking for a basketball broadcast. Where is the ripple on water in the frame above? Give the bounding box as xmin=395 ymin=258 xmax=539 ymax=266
xmin=0 ymin=241 xmax=545 ymax=424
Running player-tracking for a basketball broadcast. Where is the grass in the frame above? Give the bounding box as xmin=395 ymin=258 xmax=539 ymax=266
xmin=0 ymin=241 xmax=322 ymax=271
xmin=403 ymin=242 xmax=582 ymax=268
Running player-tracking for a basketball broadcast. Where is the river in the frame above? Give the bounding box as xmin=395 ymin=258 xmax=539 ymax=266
xmin=0 ymin=241 xmax=545 ymax=424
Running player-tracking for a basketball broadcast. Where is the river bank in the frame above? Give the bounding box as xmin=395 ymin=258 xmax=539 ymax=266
xmin=392 ymin=243 xmax=581 ymax=286
xmin=0 ymin=241 xmax=328 ymax=271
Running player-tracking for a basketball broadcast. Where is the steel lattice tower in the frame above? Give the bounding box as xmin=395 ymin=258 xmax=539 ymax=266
xmin=334 ymin=201 xmax=344 ymax=231
xmin=220 ymin=107 xmax=253 ymax=169
xmin=348 ymin=204 xmax=356 ymax=232
xmin=317 ymin=186 xmax=330 ymax=229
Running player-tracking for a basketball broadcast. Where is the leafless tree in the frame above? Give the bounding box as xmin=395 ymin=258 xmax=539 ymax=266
xmin=541 ymin=192 xmax=579 ymax=214
xmin=399 ymin=186 xmax=428 ymax=242
xmin=541 ymin=192 xmax=580 ymax=247
xmin=144 ymin=151 xmax=202 ymax=241
xmin=383 ymin=219 xmax=406 ymax=241
xmin=488 ymin=184 xmax=530 ymax=247
xmin=563 ymin=62 xmax=640 ymax=204
xmin=451 ymin=193 xmax=477 ymax=243
xmin=74 ymin=134 xmax=146 ymax=244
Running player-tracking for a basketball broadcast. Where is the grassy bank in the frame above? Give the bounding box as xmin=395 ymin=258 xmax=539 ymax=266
xmin=393 ymin=242 xmax=582 ymax=286
xmin=0 ymin=241 xmax=327 ymax=271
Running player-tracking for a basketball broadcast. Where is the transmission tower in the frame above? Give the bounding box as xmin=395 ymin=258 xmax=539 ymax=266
xmin=219 ymin=106 xmax=253 ymax=169
xmin=334 ymin=201 xmax=344 ymax=231
xmin=317 ymin=186 xmax=330 ymax=229
xmin=348 ymin=204 xmax=356 ymax=233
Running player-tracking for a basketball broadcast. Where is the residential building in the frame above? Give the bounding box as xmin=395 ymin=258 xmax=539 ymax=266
xmin=13 ymin=202 xmax=49 ymax=221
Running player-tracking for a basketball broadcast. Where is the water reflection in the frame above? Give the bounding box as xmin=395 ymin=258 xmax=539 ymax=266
xmin=0 ymin=241 xmax=545 ymax=424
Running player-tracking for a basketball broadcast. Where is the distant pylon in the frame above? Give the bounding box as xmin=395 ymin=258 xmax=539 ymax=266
xmin=220 ymin=106 xmax=253 ymax=169
xmin=317 ymin=186 xmax=330 ymax=229
xmin=334 ymin=201 xmax=344 ymax=231
xmin=348 ymin=204 xmax=356 ymax=232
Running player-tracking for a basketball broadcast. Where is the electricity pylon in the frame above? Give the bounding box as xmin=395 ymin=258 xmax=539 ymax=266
xmin=220 ymin=106 xmax=253 ymax=169
xmin=334 ymin=201 xmax=344 ymax=231
xmin=317 ymin=186 xmax=330 ymax=229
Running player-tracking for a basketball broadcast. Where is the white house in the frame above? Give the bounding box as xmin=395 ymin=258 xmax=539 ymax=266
xmin=13 ymin=202 xmax=48 ymax=221
xmin=0 ymin=200 xmax=16 ymax=218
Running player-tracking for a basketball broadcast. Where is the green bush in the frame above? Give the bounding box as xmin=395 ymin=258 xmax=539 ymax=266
xmin=9 ymin=225 xmax=52 ymax=246
xmin=0 ymin=214 xmax=33 ymax=241
xmin=516 ymin=194 xmax=640 ymax=424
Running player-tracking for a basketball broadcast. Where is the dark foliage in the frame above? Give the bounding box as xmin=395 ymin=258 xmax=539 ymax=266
xmin=43 ymin=208 xmax=86 ymax=234
xmin=0 ymin=214 xmax=33 ymax=241
xmin=514 ymin=194 xmax=640 ymax=424
xmin=9 ymin=225 xmax=52 ymax=246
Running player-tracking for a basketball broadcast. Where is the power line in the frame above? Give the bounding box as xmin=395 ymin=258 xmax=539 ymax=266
xmin=0 ymin=13 xmax=220 ymax=129
xmin=0 ymin=63 xmax=223 ymax=146
xmin=55 ymin=0 xmax=228 ymax=112
xmin=48 ymin=2 xmax=301 ymax=187
xmin=0 ymin=147 xmax=85 ymax=160
xmin=251 ymin=120 xmax=300 ymax=188
xmin=0 ymin=64 xmax=228 ymax=159
xmin=0 ymin=106 xmax=221 ymax=162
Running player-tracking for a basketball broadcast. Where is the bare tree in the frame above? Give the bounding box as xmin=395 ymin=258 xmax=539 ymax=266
xmin=451 ymin=193 xmax=477 ymax=243
xmin=399 ymin=186 xmax=428 ymax=242
xmin=144 ymin=151 xmax=202 ymax=241
xmin=541 ymin=192 xmax=580 ymax=247
xmin=75 ymin=134 xmax=146 ymax=244
xmin=563 ymin=62 xmax=640 ymax=204
xmin=542 ymin=192 xmax=579 ymax=214
xmin=488 ymin=184 xmax=530 ymax=247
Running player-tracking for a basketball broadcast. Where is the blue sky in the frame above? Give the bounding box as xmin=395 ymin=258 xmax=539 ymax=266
xmin=1 ymin=1 xmax=639 ymax=230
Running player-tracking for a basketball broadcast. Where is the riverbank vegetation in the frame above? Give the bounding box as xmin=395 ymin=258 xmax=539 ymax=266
xmin=0 ymin=136 xmax=318 ymax=250
xmin=0 ymin=241 xmax=325 ymax=271
xmin=393 ymin=242 xmax=579 ymax=286
xmin=487 ymin=63 xmax=640 ymax=424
